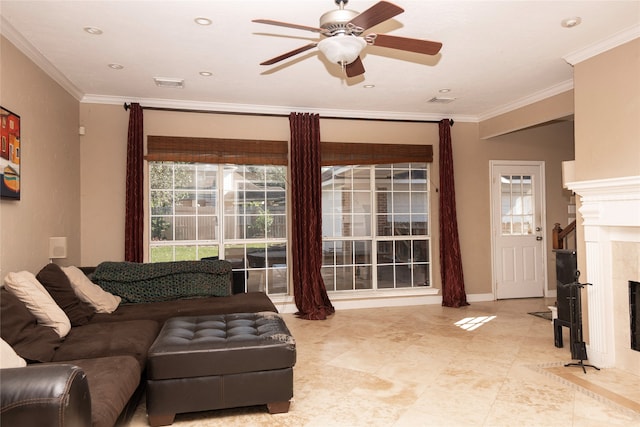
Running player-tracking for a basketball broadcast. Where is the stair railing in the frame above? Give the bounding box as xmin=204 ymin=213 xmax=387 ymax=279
xmin=552 ymin=221 xmax=576 ymax=250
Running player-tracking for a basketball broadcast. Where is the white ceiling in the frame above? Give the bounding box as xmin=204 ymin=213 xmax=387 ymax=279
xmin=1 ymin=0 xmax=639 ymax=121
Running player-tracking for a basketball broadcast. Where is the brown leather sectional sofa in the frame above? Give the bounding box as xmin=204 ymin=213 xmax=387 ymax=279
xmin=0 ymin=261 xmax=278 ymax=427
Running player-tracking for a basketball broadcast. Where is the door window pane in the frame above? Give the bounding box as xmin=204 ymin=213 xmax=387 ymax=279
xmin=501 ymin=174 xmax=535 ymax=236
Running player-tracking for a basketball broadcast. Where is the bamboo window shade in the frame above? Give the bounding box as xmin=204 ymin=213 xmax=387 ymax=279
xmin=321 ymin=142 xmax=433 ymax=165
xmin=146 ymin=136 xmax=289 ymax=165
xmin=146 ymin=136 xmax=432 ymax=166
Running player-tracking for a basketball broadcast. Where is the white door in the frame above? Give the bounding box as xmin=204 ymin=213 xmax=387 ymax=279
xmin=491 ymin=161 xmax=546 ymax=299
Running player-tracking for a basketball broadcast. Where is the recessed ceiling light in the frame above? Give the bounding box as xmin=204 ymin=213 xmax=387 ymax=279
xmin=363 ymin=84 xmax=375 ymax=89
xmin=83 ymin=26 xmax=103 ymax=35
xmin=199 ymin=71 xmax=213 ymax=77
xmin=108 ymin=63 xmax=124 ymax=70
xmin=561 ymin=17 xmax=582 ymax=28
xmin=194 ymin=17 xmax=212 ymax=26
xmin=439 ymin=88 xmax=451 ymax=93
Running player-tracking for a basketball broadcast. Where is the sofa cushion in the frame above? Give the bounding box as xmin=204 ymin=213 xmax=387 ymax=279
xmin=90 ymin=291 xmax=278 ymax=324
xmin=62 ymin=266 xmax=121 ymax=313
xmin=0 ymin=337 xmax=27 ymax=368
xmin=37 ymin=263 xmax=95 ymax=326
xmin=3 ymin=271 xmax=71 ymax=337
xmin=0 ymin=289 xmax=62 ymax=362
xmin=56 ymin=356 xmax=142 ymax=427
xmin=51 ymin=319 xmax=160 ymax=367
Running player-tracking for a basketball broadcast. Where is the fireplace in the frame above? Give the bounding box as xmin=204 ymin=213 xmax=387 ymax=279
xmin=631 ymin=280 xmax=640 ymax=352
xmin=567 ymin=175 xmax=640 ymax=375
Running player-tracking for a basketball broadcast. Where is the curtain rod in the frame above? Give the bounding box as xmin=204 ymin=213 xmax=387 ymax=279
xmin=123 ymin=103 xmax=453 ymax=126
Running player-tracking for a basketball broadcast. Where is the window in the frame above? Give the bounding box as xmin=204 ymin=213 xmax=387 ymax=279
xmin=149 ymin=162 xmax=287 ymax=295
xmin=321 ymin=163 xmax=431 ymax=291
xmin=147 ymin=136 xmax=433 ymax=297
xmin=500 ymin=174 xmax=534 ymax=235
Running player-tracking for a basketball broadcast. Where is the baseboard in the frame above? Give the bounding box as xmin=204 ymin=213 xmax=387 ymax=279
xmin=271 ymin=291 xmax=497 ymax=313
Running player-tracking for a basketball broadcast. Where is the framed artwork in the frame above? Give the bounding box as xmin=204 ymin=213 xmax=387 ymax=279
xmin=1 ymin=106 xmax=21 ymax=200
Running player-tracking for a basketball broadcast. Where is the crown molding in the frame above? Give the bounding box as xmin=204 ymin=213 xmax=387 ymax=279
xmin=81 ymin=94 xmax=478 ymax=123
xmin=563 ymin=24 xmax=640 ymax=65
xmin=1 ymin=16 xmax=84 ymax=101
xmin=477 ymin=79 xmax=574 ymax=122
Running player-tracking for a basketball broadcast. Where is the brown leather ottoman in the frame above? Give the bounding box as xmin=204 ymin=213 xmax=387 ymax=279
xmin=145 ymin=313 xmax=296 ymax=426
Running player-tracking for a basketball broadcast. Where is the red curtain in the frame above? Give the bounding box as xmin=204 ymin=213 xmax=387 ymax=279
xmin=125 ymin=103 xmax=144 ymax=262
xmin=289 ymin=112 xmax=334 ymax=320
xmin=439 ymin=119 xmax=469 ymax=307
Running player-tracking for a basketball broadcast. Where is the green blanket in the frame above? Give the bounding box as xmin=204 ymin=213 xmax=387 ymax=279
xmin=91 ymin=260 xmax=232 ymax=304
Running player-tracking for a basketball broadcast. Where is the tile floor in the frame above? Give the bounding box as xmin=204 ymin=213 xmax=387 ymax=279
xmin=128 ymin=298 xmax=640 ymax=426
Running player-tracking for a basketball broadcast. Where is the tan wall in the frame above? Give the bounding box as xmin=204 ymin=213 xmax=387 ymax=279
xmin=79 ymin=106 xmax=574 ymax=295
xmin=479 ymin=90 xmax=574 ymax=139
xmin=0 ymin=36 xmax=80 ymax=277
xmin=78 ymin=104 xmax=129 ymax=266
xmin=574 ymin=38 xmax=640 ymax=182
xmin=455 ymin=121 xmax=575 ymax=294
xmin=1 ymin=33 xmax=576 ymax=297
xmin=571 ymin=39 xmax=640 ymax=336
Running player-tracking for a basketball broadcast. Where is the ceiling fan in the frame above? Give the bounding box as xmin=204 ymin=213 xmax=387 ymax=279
xmin=252 ymin=0 xmax=443 ymax=77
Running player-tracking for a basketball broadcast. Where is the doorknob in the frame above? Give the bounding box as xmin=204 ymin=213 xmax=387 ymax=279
xmin=536 ymin=236 xmax=543 ymax=241
xmin=536 ymin=227 xmax=542 ymax=232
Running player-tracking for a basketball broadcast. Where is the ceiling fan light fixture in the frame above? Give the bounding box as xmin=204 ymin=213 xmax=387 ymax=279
xmin=318 ymin=35 xmax=366 ymax=66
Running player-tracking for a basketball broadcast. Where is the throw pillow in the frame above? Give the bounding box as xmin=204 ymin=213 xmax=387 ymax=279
xmin=0 ymin=337 xmax=27 ymax=368
xmin=3 ymin=271 xmax=71 ymax=337
xmin=36 ymin=263 xmax=94 ymax=326
xmin=62 ymin=266 xmax=121 ymax=313
xmin=0 ymin=289 xmax=62 ymax=362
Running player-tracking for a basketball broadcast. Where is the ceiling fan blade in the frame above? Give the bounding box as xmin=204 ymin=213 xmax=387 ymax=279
xmin=371 ymin=34 xmax=442 ymax=55
xmin=259 ymin=43 xmax=318 ymax=65
xmin=345 ymin=57 xmax=365 ymax=77
xmin=252 ymin=19 xmax=325 ymax=34
xmin=349 ymin=1 xmax=404 ymax=31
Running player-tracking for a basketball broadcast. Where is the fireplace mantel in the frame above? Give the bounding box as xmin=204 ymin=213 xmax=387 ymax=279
xmin=567 ymin=175 xmax=640 ymax=373
xmin=568 ymin=176 xmax=640 ymax=227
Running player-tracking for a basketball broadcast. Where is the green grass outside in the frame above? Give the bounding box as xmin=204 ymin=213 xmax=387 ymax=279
xmin=150 ymin=245 xmax=219 ymax=263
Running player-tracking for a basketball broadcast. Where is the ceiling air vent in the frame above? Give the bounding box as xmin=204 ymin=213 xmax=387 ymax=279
xmin=428 ymin=97 xmax=456 ymax=104
xmin=153 ymin=77 xmax=184 ymax=88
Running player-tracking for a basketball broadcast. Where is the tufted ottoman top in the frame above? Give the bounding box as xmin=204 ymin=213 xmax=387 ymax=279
xmin=147 ymin=312 xmax=296 ymax=380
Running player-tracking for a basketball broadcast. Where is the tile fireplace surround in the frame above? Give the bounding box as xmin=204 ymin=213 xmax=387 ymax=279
xmin=567 ymin=175 xmax=640 ymax=375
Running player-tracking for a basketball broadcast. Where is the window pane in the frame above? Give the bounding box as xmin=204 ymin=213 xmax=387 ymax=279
xmin=196 ymin=165 xmax=217 ymax=189
xmin=174 ymin=217 xmax=195 ymax=240
xmin=321 ymin=266 xmax=336 ymax=291
xmin=268 ymin=266 xmax=288 ymax=294
xmin=269 ymin=215 xmax=287 ymax=239
xmin=149 ymin=163 xmax=174 ymax=189
xmin=413 ymin=264 xmax=430 ymax=286
xmin=151 ymin=216 xmax=173 ymax=241
xmin=323 ymin=241 xmax=336 ymax=265
xmin=355 ymin=266 xmax=372 ymax=289
xmin=151 ymin=190 xmax=173 ymax=215
xmin=413 ymin=240 xmax=429 ymax=263
xmin=175 ymin=164 xmax=196 ymax=189
xmin=354 ymin=241 xmax=371 ymax=264
xmin=225 ymin=244 xmax=246 ymax=269
xmin=335 ymin=266 xmax=354 ymax=291
xmin=377 ymin=265 xmax=394 ymax=288
xmin=197 ymin=216 xmax=217 ymax=240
